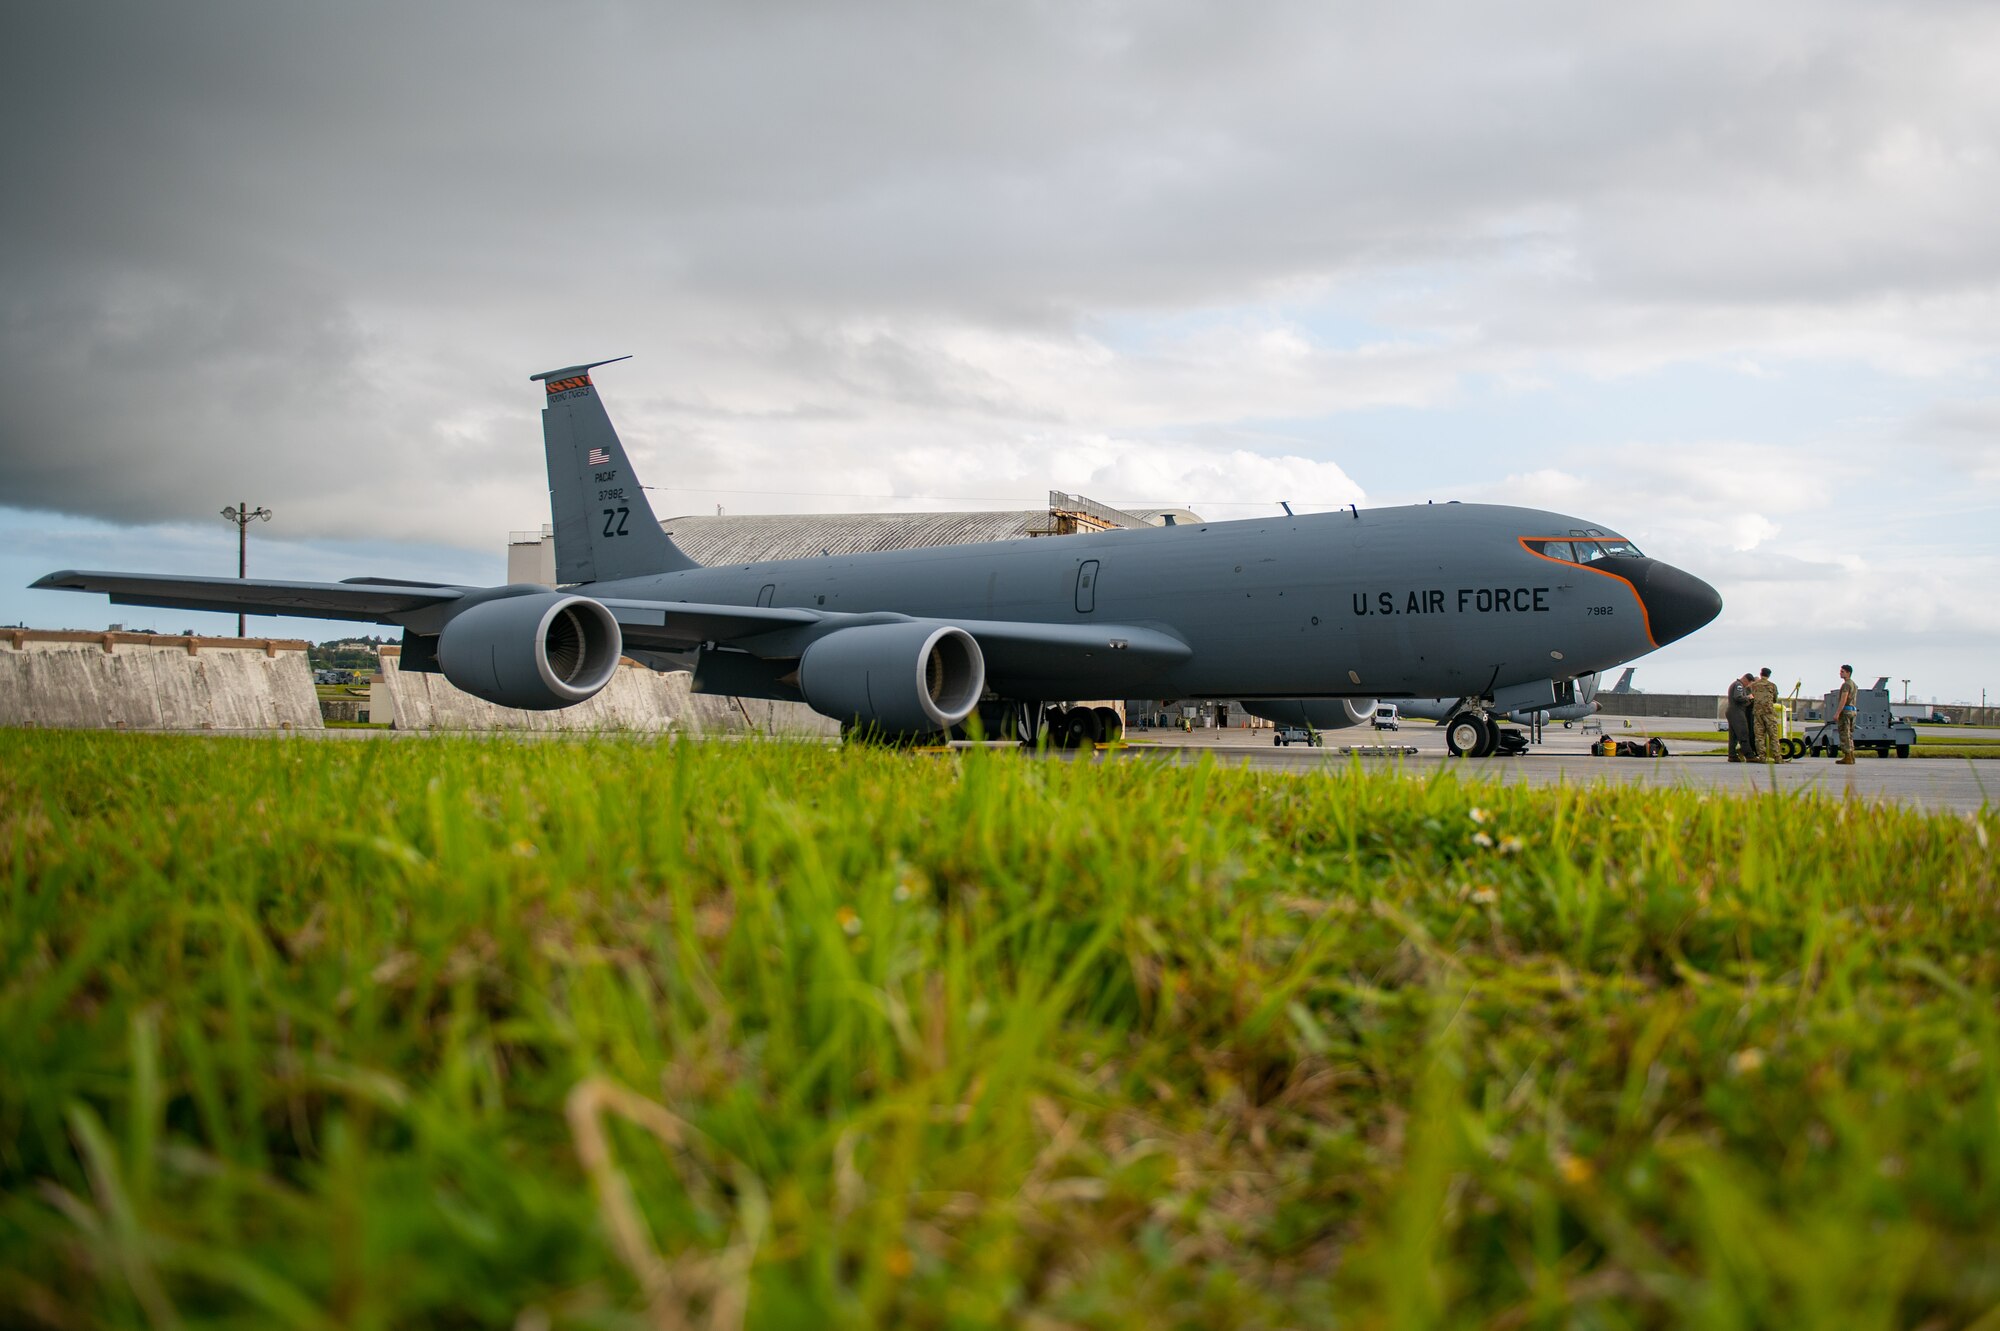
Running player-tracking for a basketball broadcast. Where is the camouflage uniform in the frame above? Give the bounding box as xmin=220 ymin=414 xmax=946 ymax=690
xmin=1750 ymin=676 xmax=1781 ymax=762
xmin=1834 ymin=674 xmax=1857 ymax=763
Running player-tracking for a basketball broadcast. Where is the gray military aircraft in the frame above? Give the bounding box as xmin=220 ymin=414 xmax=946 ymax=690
xmin=34 ymin=360 xmax=1722 ymax=747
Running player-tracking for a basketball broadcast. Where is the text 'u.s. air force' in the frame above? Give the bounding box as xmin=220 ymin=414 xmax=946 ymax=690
xmin=1353 ymin=587 xmax=1551 ymax=616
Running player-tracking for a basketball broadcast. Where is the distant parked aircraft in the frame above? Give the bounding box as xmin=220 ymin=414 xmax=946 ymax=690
xmin=36 ymin=360 xmax=1721 ymax=750
xmin=1606 ymin=667 xmax=1640 ymax=694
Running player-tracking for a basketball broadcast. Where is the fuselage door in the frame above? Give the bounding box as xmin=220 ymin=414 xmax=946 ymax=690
xmin=1075 ymin=560 xmax=1099 ymax=614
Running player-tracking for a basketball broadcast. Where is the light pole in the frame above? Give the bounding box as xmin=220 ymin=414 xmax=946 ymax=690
xmin=220 ymin=502 xmax=271 ymax=637
xmin=1902 ymin=679 xmax=1910 ymax=704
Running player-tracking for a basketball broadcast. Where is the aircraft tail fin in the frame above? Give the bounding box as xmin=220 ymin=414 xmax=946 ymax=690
xmin=533 ymin=358 xmax=697 ymax=584
xmin=1611 ymin=667 xmax=1636 ymax=694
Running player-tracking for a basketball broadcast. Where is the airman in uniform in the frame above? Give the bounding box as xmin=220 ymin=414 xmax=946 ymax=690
xmin=1750 ymin=667 xmax=1782 ymax=762
xmin=1833 ymin=664 xmax=1858 ymax=764
xmin=1726 ymin=672 xmax=1758 ymax=761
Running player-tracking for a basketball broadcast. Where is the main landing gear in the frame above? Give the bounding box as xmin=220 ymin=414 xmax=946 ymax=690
xmin=1445 ymin=712 xmax=1495 ymax=757
xmin=1444 ymin=710 xmax=1529 ymax=757
xmin=1011 ymin=701 xmax=1124 ymax=749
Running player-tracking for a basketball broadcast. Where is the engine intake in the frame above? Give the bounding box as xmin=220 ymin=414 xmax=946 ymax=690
xmin=798 ymin=622 xmax=985 ymax=735
xmin=436 ymin=591 xmax=623 ymax=710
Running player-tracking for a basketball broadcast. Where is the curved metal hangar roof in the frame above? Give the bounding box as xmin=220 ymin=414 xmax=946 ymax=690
xmin=659 ymin=503 xmax=1202 ymax=565
xmin=662 ymin=511 xmax=1054 ymax=563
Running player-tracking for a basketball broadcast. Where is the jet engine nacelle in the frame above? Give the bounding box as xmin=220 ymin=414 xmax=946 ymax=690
xmin=798 ymin=622 xmax=985 ymax=735
xmin=436 ymin=591 xmax=623 ymax=710
xmin=1241 ymin=698 xmax=1378 ymax=730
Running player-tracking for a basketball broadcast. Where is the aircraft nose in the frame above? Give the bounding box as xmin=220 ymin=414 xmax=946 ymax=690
xmin=1629 ymin=559 xmax=1722 ymax=647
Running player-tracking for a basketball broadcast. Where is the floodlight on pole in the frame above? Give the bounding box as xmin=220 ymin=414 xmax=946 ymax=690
xmin=220 ymin=502 xmax=271 ymax=637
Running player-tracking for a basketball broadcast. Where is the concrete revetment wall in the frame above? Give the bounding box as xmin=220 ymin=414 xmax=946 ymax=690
xmin=1595 ymin=693 xmax=1729 ymax=721
xmin=0 ymin=631 xmax=323 ymax=731
xmin=370 ymin=648 xmax=838 ymax=737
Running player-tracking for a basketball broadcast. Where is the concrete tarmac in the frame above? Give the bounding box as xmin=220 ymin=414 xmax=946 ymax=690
xmin=1116 ymin=718 xmax=1999 ymax=814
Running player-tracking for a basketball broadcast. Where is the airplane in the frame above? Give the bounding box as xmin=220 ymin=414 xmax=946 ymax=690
xmin=34 ymin=360 xmax=1723 ymax=749
xmin=1606 ymin=667 xmax=1639 ymax=694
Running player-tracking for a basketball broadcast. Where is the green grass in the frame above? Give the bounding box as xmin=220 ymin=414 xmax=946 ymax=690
xmin=2 ymin=731 xmax=1998 ymax=1329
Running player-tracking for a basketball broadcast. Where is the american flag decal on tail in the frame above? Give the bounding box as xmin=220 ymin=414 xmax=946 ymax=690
xmin=587 ymin=447 xmax=611 ymax=466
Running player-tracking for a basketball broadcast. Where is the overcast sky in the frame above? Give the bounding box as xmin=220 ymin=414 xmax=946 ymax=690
xmin=4 ymin=0 xmax=1998 ymax=703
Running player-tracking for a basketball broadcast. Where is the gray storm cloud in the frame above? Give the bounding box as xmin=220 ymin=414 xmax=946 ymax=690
xmin=3 ymin=0 xmax=1998 ymax=549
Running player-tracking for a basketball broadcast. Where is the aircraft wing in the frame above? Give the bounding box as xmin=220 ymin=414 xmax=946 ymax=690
xmin=603 ymin=597 xmax=1192 ymax=679
xmin=35 ymin=569 xmax=1194 ymax=684
xmin=30 ymin=571 xmax=468 ymax=622
xmin=599 ymin=598 xmax=823 ymax=649
xmin=951 ymin=617 xmax=1191 ymax=678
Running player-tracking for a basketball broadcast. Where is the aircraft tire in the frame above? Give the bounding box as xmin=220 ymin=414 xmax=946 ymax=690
xmin=1066 ymin=707 xmax=1102 ymax=748
xmin=1273 ymin=735 xmax=1284 ymax=746
xmin=1093 ymin=706 xmax=1125 ymax=743
xmin=1445 ymin=713 xmax=1486 ymax=757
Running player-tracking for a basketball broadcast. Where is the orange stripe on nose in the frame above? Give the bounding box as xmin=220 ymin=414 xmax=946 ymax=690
xmin=1516 ymin=537 xmax=1657 ymax=647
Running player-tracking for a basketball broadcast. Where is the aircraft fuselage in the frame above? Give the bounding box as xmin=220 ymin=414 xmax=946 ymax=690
xmin=588 ymin=501 xmax=1712 ymax=704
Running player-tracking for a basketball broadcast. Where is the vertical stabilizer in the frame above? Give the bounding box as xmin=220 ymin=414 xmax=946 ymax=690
xmin=532 ymin=358 xmax=696 ymax=583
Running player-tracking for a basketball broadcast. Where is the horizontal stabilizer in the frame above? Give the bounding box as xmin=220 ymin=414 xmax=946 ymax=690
xmin=530 ymin=356 xmax=632 ymax=383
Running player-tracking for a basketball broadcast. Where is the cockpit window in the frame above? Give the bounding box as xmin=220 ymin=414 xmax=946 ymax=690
xmin=1569 ymin=528 xmax=1642 ymax=561
xmin=1525 ymin=532 xmax=1645 ymax=563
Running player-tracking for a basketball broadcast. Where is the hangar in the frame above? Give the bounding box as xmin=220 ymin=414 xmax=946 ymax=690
xmin=507 ymin=492 xmax=1201 ymax=585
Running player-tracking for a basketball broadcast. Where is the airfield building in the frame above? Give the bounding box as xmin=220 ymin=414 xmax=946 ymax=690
xmin=506 ymin=491 xmax=1200 ymax=585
